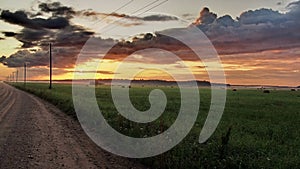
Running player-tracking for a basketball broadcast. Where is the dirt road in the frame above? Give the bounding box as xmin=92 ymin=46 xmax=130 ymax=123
xmin=0 ymin=82 xmax=147 ymax=169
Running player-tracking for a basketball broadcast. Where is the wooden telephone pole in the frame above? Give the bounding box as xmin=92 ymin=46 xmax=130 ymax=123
xmin=24 ymin=63 xmax=27 ymax=86
xmin=49 ymin=43 xmax=52 ymax=89
xmin=16 ymin=70 xmax=18 ymax=82
xmin=12 ymin=72 xmax=14 ymax=82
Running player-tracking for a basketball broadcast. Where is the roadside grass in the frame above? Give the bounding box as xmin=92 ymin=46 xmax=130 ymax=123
xmin=11 ymin=82 xmax=300 ymax=169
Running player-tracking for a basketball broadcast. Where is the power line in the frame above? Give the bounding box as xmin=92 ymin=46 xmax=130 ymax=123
xmin=92 ymin=0 xmax=135 ymax=26
xmin=136 ymin=0 xmax=168 ymax=15
xmin=49 ymin=0 xmax=135 ymax=47
xmin=99 ymin=0 xmax=162 ymax=33
xmin=5 ymin=0 xmax=167 ymax=83
xmin=131 ymin=0 xmax=160 ymax=14
xmin=100 ymin=0 xmax=168 ymax=35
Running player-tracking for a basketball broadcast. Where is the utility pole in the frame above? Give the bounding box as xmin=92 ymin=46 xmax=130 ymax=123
xmin=16 ymin=70 xmax=18 ymax=83
xmin=49 ymin=43 xmax=52 ymax=89
xmin=12 ymin=72 xmax=14 ymax=83
xmin=24 ymin=63 xmax=27 ymax=86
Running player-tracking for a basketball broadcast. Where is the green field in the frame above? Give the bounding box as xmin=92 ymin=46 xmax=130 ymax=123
xmin=11 ymin=83 xmax=300 ymax=169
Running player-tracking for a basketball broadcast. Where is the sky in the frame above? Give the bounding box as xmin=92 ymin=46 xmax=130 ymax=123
xmin=0 ymin=0 xmax=299 ymax=86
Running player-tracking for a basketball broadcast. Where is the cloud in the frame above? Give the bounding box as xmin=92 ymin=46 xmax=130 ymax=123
xmin=215 ymin=15 xmax=237 ymax=27
xmin=36 ymin=2 xmax=178 ymax=23
xmin=38 ymin=2 xmax=75 ymax=18
xmin=238 ymin=8 xmax=284 ymax=25
xmin=102 ymin=31 xmax=202 ymax=64
xmin=2 ymin=31 xmax=18 ymax=37
xmin=142 ymin=14 xmax=178 ymax=21
xmin=287 ymin=0 xmax=300 ymax=10
xmin=194 ymin=65 xmax=207 ymax=69
xmin=220 ymin=47 xmax=300 ymax=85
xmin=0 ymin=47 xmax=77 ymax=68
xmin=0 ymin=34 xmax=116 ymax=68
xmin=182 ymin=13 xmax=195 ymax=21
xmin=17 ymin=66 xmax=70 ymax=79
xmin=0 ymin=1 xmax=157 ymax=69
xmin=15 ymin=28 xmax=51 ymax=48
xmin=0 ymin=24 xmax=96 ymax=67
xmin=193 ymin=7 xmax=217 ymax=25
xmin=50 ymin=25 xmax=94 ymax=47
xmin=2 ymin=1 xmax=300 ymax=73
xmin=6 ymin=24 xmax=95 ymax=49
xmin=0 ymin=56 xmax=6 ymax=62
xmin=0 ymin=1 xmax=101 ymax=67
xmin=71 ymin=70 xmax=117 ymax=75
xmin=81 ymin=10 xmax=178 ymax=22
xmin=101 ymin=1 xmax=300 ymax=64
xmin=81 ymin=11 xmax=127 ymax=18
xmin=0 ymin=10 xmax=70 ymax=29
xmin=1 ymin=50 xmax=48 ymax=67
xmin=189 ymin=2 xmax=300 ymax=55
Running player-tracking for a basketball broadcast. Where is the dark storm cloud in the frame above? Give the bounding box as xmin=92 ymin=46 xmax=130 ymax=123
xmin=2 ymin=31 xmax=17 ymax=37
xmin=7 ymin=24 xmax=94 ymax=49
xmin=0 ymin=56 xmax=6 ymax=62
xmin=38 ymin=2 xmax=75 ymax=18
xmin=52 ymin=25 xmax=95 ymax=48
xmin=1 ymin=50 xmax=47 ymax=67
xmin=14 ymin=28 xmax=51 ymax=48
xmin=0 ymin=10 xmax=99 ymax=67
xmin=0 ymin=1 xmax=102 ymax=68
xmin=0 ymin=10 xmax=70 ymax=29
xmin=0 ymin=35 xmax=116 ymax=68
xmin=0 ymin=10 xmax=29 ymax=27
xmin=36 ymin=2 xmax=178 ymax=22
xmin=1 ymin=47 xmax=77 ymax=68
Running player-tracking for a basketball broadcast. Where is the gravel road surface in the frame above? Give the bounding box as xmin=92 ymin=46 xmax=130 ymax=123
xmin=0 ymin=82 xmax=147 ymax=169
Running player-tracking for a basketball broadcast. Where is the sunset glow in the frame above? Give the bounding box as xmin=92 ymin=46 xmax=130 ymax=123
xmin=0 ymin=0 xmax=299 ymax=86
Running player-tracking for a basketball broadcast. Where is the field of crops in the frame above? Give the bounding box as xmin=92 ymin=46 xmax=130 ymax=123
xmin=11 ymin=82 xmax=300 ymax=169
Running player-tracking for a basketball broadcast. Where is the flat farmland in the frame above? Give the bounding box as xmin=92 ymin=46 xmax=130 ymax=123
xmin=12 ymin=83 xmax=300 ymax=169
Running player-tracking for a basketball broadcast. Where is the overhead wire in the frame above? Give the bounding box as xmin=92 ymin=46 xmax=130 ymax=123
xmin=99 ymin=0 xmax=168 ymax=35
xmin=91 ymin=0 xmax=135 ymax=26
